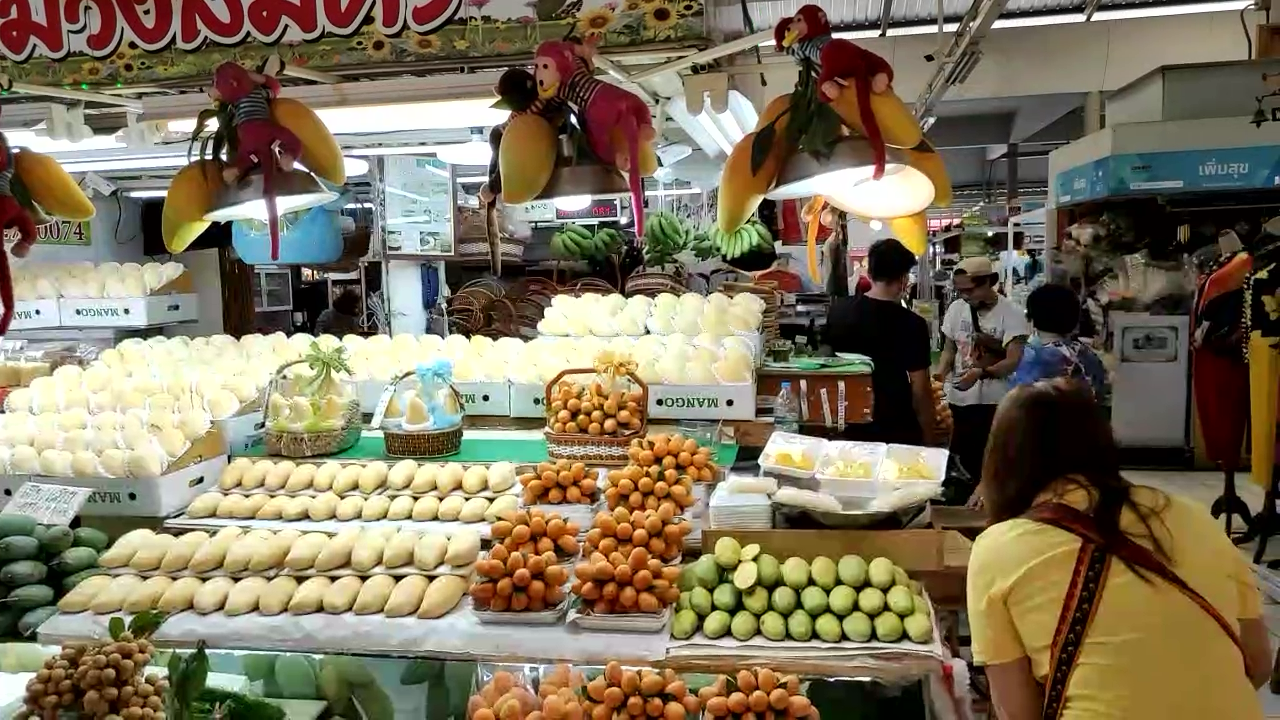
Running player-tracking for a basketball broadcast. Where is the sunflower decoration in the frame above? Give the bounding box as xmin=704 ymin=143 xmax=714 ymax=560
xmin=349 ymin=36 xmax=370 ymax=51
xmin=412 ymin=32 xmax=442 ymax=53
xmin=643 ymin=0 xmax=678 ymax=31
xmin=576 ymin=6 xmax=616 ymax=35
xmin=453 ymin=38 xmax=472 ymax=50
xmin=674 ymin=0 xmax=701 ymax=17
xmin=117 ymin=57 xmax=139 ymax=76
xmin=111 ymin=47 xmax=133 ymax=63
xmin=622 ymin=0 xmax=643 ymax=10
xmin=367 ymin=33 xmax=393 ymax=60
xmin=80 ymin=61 xmax=106 ymax=82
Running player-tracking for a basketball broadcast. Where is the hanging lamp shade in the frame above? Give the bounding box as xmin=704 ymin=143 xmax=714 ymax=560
xmin=533 ymin=134 xmax=630 ymax=208
xmin=766 ymin=138 xmax=935 ymax=219
xmin=204 ymin=169 xmax=338 ymax=223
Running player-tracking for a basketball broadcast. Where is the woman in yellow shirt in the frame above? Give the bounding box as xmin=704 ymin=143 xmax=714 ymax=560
xmin=968 ymin=380 xmax=1272 ymax=719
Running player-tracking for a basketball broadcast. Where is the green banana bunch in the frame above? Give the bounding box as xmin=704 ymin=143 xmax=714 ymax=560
xmin=550 ymin=223 xmax=602 ymax=260
xmin=711 ymin=218 xmax=775 ymax=260
xmin=593 ymin=227 xmax=626 ymax=257
xmin=690 ymin=231 xmax=717 ymax=261
xmin=642 ymin=211 xmax=691 ymax=268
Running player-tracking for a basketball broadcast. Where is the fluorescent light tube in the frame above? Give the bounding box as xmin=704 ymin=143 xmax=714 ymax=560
xmin=123 ymin=189 xmax=167 ymax=198
xmin=166 ymin=98 xmax=508 ymax=136
xmin=757 ymin=0 xmax=1253 ymax=44
xmin=648 ymin=188 xmax=702 ymax=197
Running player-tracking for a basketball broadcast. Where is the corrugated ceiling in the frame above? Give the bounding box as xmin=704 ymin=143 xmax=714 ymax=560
xmin=713 ymin=0 xmax=1180 ymax=35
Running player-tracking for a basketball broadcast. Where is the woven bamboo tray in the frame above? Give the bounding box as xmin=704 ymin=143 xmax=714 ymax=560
xmin=378 ymin=370 xmax=466 ymax=458
xmin=543 ymin=366 xmax=647 ymax=465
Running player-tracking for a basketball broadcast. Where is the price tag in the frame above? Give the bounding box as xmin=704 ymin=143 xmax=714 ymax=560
xmin=2 ymin=482 xmax=93 ymax=526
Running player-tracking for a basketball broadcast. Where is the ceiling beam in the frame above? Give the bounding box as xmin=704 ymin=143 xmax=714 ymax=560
xmin=925 ymin=112 xmax=1014 ymax=148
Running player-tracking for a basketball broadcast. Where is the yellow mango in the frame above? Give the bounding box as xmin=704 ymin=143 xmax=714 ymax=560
xmin=272 ymin=98 xmax=345 ymax=185
xmin=828 ymin=86 xmax=923 ymax=150
xmin=499 ymin=113 xmax=558 ymax=205
xmin=161 ymin=160 xmax=223 ymax=253
xmin=14 ymin=150 xmax=95 ymax=221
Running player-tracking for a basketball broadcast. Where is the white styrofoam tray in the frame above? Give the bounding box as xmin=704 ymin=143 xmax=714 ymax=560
xmin=39 ymin=602 xmax=670 ymax=663
xmin=757 ymin=431 xmax=825 ymax=479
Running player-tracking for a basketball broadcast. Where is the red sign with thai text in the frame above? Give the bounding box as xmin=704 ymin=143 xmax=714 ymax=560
xmin=0 ymin=0 xmax=463 ymax=62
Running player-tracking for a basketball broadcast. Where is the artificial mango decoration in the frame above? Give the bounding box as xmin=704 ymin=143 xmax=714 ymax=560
xmin=0 ymin=131 xmax=94 ymax=334
xmin=405 ymin=396 xmax=431 ymax=427
xmin=163 ymin=62 xmax=345 ymax=258
xmin=715 ymin=4 xmax=951 ymax=260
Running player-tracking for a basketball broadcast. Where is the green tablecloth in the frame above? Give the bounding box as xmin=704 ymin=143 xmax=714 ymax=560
xmin=240 ymin=432 xmax=739 ymax=467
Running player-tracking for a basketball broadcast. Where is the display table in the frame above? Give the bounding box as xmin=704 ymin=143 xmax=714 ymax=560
xmin=238 ymin=428 xmax=740 ymax=467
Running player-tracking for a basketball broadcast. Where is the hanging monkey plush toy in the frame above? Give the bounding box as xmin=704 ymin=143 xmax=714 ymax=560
xmin=0 ymin=133 xmax=37 ymax=335
xmin=533 ymin=39 xmax=654 ymax=237
xmin=209 ymin=62 xmax=302 ymax=261
xmin=776 ymin=4 xmax=894 ymax=179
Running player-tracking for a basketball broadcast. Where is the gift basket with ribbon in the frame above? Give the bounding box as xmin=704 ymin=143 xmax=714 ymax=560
xmin=264 ymin=344 xmax=361 ymax=457
xmin=374 ymin=357 xmax=466 ymax=458
xmin=544 ymin=351 xmax=647 ymax=465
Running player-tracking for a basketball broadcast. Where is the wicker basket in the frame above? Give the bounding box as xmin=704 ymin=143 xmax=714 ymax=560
xmin=543 ymin=366 xmax=648 ymax=465
xmin=625 ymin=267 xmax=685 ymax=297
xmin=262 ymin=359 xmax=360 ymax=458
xmin=377 ymin=370 xmax=466 ymax=458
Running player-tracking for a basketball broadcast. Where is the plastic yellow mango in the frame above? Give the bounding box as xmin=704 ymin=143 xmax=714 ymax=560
xmin=888 ymin=212 xmax=928 ymax=256
xmin=829 ymin=86 xmax=923 ymax=150
xmin=271 ymin=98 xmax=345 ymax=185
xmin=162 ymin=159 xmax=224 ymax=253
xmin=717 ymin=95 xmax=793 ymax=234
xmin=904 ymin=139 xmax=951 ymax=207
xmin=14 ymin=151 xmax=94 ymax=221
xmin=499 ymin=113 xmax=558 ymax=205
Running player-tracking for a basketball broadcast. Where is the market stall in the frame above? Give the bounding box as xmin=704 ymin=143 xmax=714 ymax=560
xmin=0 ymin=0 xmax=973 ymax=715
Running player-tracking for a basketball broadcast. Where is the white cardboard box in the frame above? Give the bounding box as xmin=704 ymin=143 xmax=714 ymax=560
xmin=509 ymin=383 xmax=547 ymax=419
xmin=455 ymin=382 xmax=510 ymax=416
xmin=0 ymin=455 xmax=226 ymax=517
xmin=646 ymin=383 xmax=756 ymax=421
xmin=8 ymin=299 xmax=60 ymax=329
xmin=59 ymin=294 xmax=199 ymax=328
xmin=216 ymin=413 xmax=265 ymax=455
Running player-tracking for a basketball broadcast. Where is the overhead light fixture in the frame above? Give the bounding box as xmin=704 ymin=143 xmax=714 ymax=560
xmin=164 ymin=98 xmax=509 ymax=137
xmin=758 ymin=0 xmax=1250 ymax=44
xmin=649 ymin=188 xmax=702 ymax=197
xmin=533 ymin=135 xmax=630 ymax=208
xmin=60 ymin=154 xmax=188 ymax=173
xmin=8 ymin=130 xmax=126 ymax=154
xmin=343 ymin=157 xmax=370 ymax=178
xmin=554 ymin=195 xmax=593 ymax=212
xmin=434 ymin=128 xmax=492 ymax=166
xmin=869 ymin=219 xmax=884 ymax=231
xmin=204 ymin=170 xmax=338 ymax=223
xmin=665 ymin=91 xmax=758 ymax=158
xmin=767 ymin=138 xmax=934 ymax=219
xmin=345 ymin=202 xmax=374 ymax=209
xmin=123 ymin=189 xmax=168 ymax=198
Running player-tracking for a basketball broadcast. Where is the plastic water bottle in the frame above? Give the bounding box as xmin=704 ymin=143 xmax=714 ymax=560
xmin=775 ymin=381 xmax=800 ymax=434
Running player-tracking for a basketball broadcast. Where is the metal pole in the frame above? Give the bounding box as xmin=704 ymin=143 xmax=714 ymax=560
xmin=1005 ymin=143 xmax=1018 ymax=292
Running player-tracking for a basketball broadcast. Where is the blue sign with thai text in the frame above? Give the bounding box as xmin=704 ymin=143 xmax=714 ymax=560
xmin=1054 ymin=146 xmax=1280 ymax=205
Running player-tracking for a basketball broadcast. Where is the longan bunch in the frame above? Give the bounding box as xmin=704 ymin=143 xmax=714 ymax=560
xmin=20 ymin=633 xmax=166 ymax=720
xmin=546 ymin=380 xmax=644 ymax=437
xmin=583 ymin=663 xmax=698 ymax=720
xmin=571 ymin=548 xmax=682 ymax=614
xmin=696 ymin=669 xmax=815 ymax=720
xmin=519 ymin=460 xmax=599 ymax=505
xmin=471 ymin=544 xmax=571 ymax=612
xmin=491 ymin=508 xmax=581 ymax=558
xmin=584 ymin=507 xmax=690 ymax=563
xmin=467 ymin=670 xmax=539 ymax=720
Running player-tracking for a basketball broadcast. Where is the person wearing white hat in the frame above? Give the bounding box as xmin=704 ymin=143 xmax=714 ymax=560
xmin=936 ymin=256 xmax=1029 ymax=481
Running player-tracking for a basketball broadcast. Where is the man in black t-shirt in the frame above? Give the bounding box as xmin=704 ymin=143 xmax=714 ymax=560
xmin=823 ymin=239 xmax=935 ymax=445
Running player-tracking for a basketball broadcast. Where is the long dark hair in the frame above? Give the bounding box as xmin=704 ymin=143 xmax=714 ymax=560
xmin=982 ymin=379 xmax=1169 ymax=568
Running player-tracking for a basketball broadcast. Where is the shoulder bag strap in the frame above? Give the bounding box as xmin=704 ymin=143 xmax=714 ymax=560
xmin=1030 ymin=517 xmax=1111 ymax=720
xmin=969 ymin=301 xmax=983 ymax=336
xmin=1022 ymin=502 xmax=1247 ymax=720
